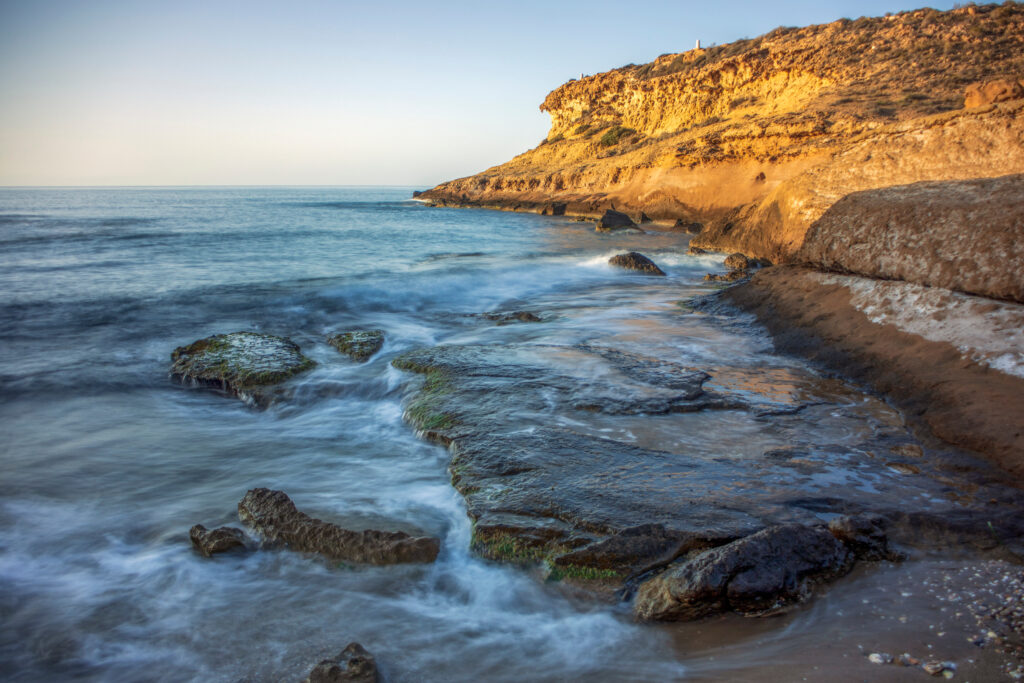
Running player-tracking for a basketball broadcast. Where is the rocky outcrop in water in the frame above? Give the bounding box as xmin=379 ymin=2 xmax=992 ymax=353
xmin=391 ymin=341 xmax=1024 ymax=600
xmin=327 ymin=330 xmax=385 ymax=362
xmin=170 ymin=331 xmax=315 ymax=405
xmin=189 ymin=524 xmax=247 ymax=557
xmin=595 ymin=209 xmax=640 ymax=232
xmin=608 ymin=252 xmax=665 ymax=275
xmin=633 ymin=523 xmax=854 ymax=621
xmin=237 ymin=488 xmax=440 ymax=564
xmin=303 ymin=643 xmax=378 ymax=683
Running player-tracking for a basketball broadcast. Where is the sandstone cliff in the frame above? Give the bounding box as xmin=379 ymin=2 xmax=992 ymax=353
xmin=419 ymin=3 xmax=1024 ymax=262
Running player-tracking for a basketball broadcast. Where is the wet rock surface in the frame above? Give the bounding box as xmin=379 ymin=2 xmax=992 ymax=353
xmin=327 ymin=330 xmax=385 ymax=362
xmin=482 ymin=311 xmax=542 ymax=325
xmin=238 ymin=488 xmax=440 ymax=564
xmin=595 ymin=209 xmax=639 ymax=232
xmin=170 ymin=331 xmax=316 ymax=405
xmin=189 ymin=524 xmax=247 ymax=557
xmin=608 ymin=252 xmax=666 ymax=275
xmin=303 ymin=642 xmax=378 ymax=683
xmin=391 ymin=340 xmax=1024 ymax=606
xmin=633 ymin=523 xmax=854 ymax=621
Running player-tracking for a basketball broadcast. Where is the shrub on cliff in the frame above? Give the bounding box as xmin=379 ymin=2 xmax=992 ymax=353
xmin=599 ymin=126 xmax=636 ymax=147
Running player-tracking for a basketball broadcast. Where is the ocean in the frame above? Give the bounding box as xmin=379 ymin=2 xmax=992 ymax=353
xmin=0 ymin=186 xmax=1011 ymax=681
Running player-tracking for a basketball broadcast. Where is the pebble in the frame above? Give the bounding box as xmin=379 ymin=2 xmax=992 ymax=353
xmin=869 ymin=653 xmax=893 ymax=665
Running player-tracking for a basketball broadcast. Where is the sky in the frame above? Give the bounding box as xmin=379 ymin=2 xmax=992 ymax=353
xmin=0 ymin=0 xmax=961 ymax=187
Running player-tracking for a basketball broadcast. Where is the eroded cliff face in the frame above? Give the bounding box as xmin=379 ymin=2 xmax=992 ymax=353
xmin=419 ymin=3 xmax=1024 ymax=261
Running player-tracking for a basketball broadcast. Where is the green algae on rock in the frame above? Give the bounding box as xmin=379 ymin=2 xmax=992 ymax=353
xmin=170 ymin=331 xmax=315 ymax=404
xmin=327 ymin=329 xmax=385 ymax=362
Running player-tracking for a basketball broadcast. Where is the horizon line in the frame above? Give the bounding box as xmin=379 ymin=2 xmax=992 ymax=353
xmin=0 ymin=183 xmax=426 ymax=189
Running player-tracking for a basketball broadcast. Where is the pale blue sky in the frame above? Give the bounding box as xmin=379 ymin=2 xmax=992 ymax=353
xmin=0 ymin=1 xmax=957 ymax=186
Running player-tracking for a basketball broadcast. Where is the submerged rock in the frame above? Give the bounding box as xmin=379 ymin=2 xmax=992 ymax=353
xmin=595 ymin=209 xmax=642 ymax=232
xmin=828 ymin=515 xmax=894 ymax=561
xmin=482 ymin=311 xmax=542 ymax=325
xmin=704 ymin=270 xmax=749 ymax=282
xmin=189 ymin=524 xmax=247 ymax=557
xmin=170 ymin=331 xmax=316 ymax=405
xmin=327 ymin=330 xmax=385 ymax=362
xmin=304 ymin=642 xmax=378 ymax=683
xmin=237 ymin=488 xmax=440 ymax=564
xmin=609 ymin=252 xmax=666 ymax=275
xmin=633 ymin=524 xmax=853 ymax=621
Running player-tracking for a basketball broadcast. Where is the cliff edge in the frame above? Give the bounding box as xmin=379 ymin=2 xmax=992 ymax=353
xmin=419 ymin=4 xmax=1024 ymax=264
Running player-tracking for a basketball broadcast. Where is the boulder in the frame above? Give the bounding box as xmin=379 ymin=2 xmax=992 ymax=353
xmin=964 ymin=77 xmax=1024 ymax=108
xmin=595 ymin=209 xmax=639 ymax=232
xmin=633 ymin=524 xmax=853 ymax=621
xmin=724 ymin=253 xmax=753 ymax=271
xmin=237 ymin=488 xmax=440 ymax=564
xmin=608 ymin=252 xmax=666 ymax=276
xmin=304 ymin=643 xmax=378 ymax=683
xmin=189 ymin=524 xmax=247 ymax=557
xmin=327 ymin=330 xmax=385 ymax=362
xmin=687 ymin=246 xmax=708 ymax=255
xmin=828 ymin=515 xmax=893 ymax=561
xmin=170 ymin=332 xmax=316 ymax=404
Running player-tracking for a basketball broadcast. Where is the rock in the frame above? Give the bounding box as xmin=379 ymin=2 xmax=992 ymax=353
xmin=304 ymin=642 xmax=378 ymax=683
xmin=237 ymin=488 xmax=440 ymax=564
xmin=674 ymin=220 xmax=704 ymax=235
xmin=638 ymin=212 xmax=652 ymax=224
xmin=797 ymin=174 xmax=1024 ymax=303
xmin=704 ymin=270 xmax=749 ymax=282
xmin=482 ymin=311 xmax=542 ymax=325
xmin=540 ymin=203 xmax=567 ymax=216
xmin=327 ymin=330 xmax=385 ymax=362
xmin=724 ymin=253 xmax=752 ymax=271
xmin=609 ymin=252 xmax=666 ymax=275
xmin=633 ymin=524 xmax=853 ymax=621
xmin=922 ymin=660 xmax=947 ymax=676
xmin=189 ymin=524 xmax=247 ymax=557
xmin=897 ymin=653 xmax=921 ymax=667
xmin=170 ymin=331 xmax=316 ymax=404
xmin=595 ymin=209 xmax=638 ymax=231
xmin=828 ymin=515 xmax=893 ymax=561
xmin=964 ymin=77 xmax=1024 ymax=108
xmin=411 ymin=190 xmax=423 ymax=198
xmin=687 ymin=246 xmax=708 ymax=255
xmin=868 ymin=653 xmax=893 ymax=665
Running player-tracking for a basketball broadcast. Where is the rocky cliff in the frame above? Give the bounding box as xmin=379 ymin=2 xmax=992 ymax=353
xmin=419 ymin=3 xmax=1024 ymax=263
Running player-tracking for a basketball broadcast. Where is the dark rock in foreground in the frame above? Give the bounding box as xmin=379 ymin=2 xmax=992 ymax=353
xmin=189 ymin=524 xmax=247 ymax=557
xmin=237 ymin=488 xmax=440 ymax=564
xmin=633 ymin=523 xmax=853 ymax=621
xmin=828 ymin=515 xmax=894 ymax=561
xmin=304 ymin=642 xmax=378 ymax=683
xmin=328 ymin=330 xmax=385 ymax=362
xmin=595 ymin=209 xmax=642 ymax=232
xmin=170 ymin=331 xmax=315 ymax=404
xmin=609 ymin=252 xmax=666 ymax=275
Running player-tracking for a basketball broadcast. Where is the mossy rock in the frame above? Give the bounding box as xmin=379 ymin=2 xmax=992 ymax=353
xmin=170 ymin=331 xmax=315 ymax=404
xmin=327 ymin=329 xmax=385 ymax=362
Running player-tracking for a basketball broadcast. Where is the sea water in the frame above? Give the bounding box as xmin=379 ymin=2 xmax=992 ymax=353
xmin=0 ymin=187 xmax=1011 ymax=682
